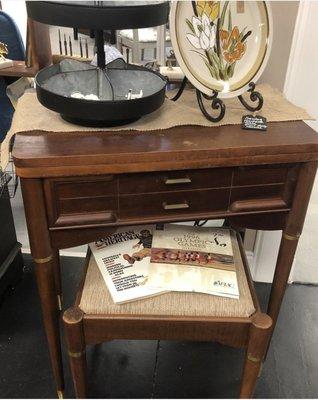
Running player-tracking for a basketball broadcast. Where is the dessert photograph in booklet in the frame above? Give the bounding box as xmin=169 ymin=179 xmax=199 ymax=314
xmin=0 ymin=1 xmax=318 ymax=399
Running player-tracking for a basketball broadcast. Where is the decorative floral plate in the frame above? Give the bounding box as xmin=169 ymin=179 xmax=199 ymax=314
xmin=170 ymin=1 xmax=273 ymax=98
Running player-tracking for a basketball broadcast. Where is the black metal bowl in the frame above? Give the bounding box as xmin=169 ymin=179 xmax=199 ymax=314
xmin=26 ymin=1 xmax=169 ymax=30
xmin=35 ymin=60 xmax=167 ymax=127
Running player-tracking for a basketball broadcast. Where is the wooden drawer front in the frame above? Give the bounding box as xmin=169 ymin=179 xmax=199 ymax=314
xmin=230 ymin=164 xmax=298 ymax=213
xmin=58 ymin=196 xmax=117 ymax=215
xmin=119 ymin=168 xmax=232 ymax=194
xmin=119 ymin=188 xmax=230 ymax=219
xmin=44 ymin=176 xmax=118 ymax=227
xmin=229 ymin=184 xmax=289 ymax=213
xmin=233 ymin=165 xmax=291 ymax=186
xmin=56 ymin=177 xmax=116 ymax=198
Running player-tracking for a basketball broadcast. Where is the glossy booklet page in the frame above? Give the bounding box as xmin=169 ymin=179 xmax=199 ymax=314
xmin=147 ymin=224 xmax=239 ymax=299
xmin=89 ymin=225 xmax=166 ymax=304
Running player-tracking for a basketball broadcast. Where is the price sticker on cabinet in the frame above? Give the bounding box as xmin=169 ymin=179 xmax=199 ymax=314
xmin=242 ymin=115 xmax=267 ymax=132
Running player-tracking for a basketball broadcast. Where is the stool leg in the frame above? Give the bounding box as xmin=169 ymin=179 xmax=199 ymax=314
xmin=240 ymin=313 xmax=272 ymax=398
xmin=63 ymin=307 xmax=87 ymax=398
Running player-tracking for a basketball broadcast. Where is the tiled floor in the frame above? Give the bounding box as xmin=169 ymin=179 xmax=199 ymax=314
xmin=0 ymin=254 xmax=317 ymax=398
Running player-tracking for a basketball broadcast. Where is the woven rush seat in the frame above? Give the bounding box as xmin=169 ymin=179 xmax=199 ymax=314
xmin=79 ymin=233 xmax=256 ymax=318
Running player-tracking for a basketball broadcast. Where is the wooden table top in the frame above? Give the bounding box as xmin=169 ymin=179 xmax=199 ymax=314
xmin=0 ymin=61 xmax=38 ymax=77
xmin=13 ymin=121 xmax=318 ymax=178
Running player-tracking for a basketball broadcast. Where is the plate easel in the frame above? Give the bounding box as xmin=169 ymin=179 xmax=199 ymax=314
xmin=170 ymin=77 xmax=264 ymax=123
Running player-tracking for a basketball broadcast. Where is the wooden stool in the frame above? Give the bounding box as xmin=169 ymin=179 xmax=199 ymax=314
xmin=63 ymin=232 xmax=272 ymax=398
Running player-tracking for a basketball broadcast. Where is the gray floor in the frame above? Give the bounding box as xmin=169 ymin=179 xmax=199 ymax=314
xmin=0 ymin=254 xmax=317 ymax=398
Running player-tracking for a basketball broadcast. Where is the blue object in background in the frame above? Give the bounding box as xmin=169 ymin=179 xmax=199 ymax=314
xmin=0 ymin=11 xmax=25 ymax=143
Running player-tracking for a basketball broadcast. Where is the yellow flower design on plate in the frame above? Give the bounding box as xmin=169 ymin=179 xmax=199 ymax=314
xmin=196 ymin=1 xmax=220 ymax=21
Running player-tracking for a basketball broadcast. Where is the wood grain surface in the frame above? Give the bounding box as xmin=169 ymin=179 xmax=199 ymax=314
xmin=13 ymin=122 xmax=318 ymax=177
xmin=14 ymin=120 xmax=318 ymax=398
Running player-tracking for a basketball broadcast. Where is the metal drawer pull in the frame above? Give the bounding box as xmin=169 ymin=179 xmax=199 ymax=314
xmin=164 ymin=177 xmax=191 ymax=185
xmin=163 ymin=201 xmax=189 ymax=210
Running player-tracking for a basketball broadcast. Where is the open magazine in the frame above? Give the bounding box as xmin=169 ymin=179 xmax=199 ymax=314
xmin=90 ymin=224 xmax=240 ymax=303
xmin=89 ymin=225 xmax=167 ymax=304
xmin=146 ymin=224 xmax=239 ymax=299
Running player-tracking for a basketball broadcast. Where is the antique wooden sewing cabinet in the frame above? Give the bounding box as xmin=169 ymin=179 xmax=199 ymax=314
xmin=13 ymin=121 xmax=318 ymax=397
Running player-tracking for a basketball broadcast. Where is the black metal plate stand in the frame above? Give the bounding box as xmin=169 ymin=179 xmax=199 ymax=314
xmin=169 ymin=78 xmax=263 ymax=122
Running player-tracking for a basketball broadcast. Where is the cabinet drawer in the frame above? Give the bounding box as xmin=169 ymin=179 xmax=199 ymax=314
xmin=233 ymin=164 xmax=293 ymax=186
xmin=119 ymin=188 xmax=230 ymax=219
xmin=229 ymin=164 xmax=299 ymax=213
xmin=44 ymin=164 xmax=298 ymax=226
xmin=119 ymin=168 xmax=232 ymax=194
xmin=58 ymin=196 xmax=117 ymax=215
xmin=44 ymin=176 xmax=118 ymax=227
xmin=229 ymin=184 xmax=289 ymax=213
xmin=56 ymin=176 xmax=116 ymax=198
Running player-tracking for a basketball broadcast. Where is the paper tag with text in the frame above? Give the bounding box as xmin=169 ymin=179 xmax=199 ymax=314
xmin=242 ymin=115 xmax=267 ymax=131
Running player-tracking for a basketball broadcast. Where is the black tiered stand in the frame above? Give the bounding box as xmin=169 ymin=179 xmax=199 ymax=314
xmin=26 ymin=1 xmax=169 ymax=126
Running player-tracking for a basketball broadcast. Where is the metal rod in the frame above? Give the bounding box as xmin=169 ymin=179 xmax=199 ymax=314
xmin=79 ymin=37 xmax=83 ymax=57
xmin=58 ymin=29 xmax=62 ymax=55
xmin=238 ymin=82 xmax=263 ymax=112
xmin=69 ymin=36 xmax=73 ymax=56
xmin=85 ymin=38 xmax=89 ymax=58
xmin=110 ymin=30 xmax=116 ymax=45
xmin=97 ymin=68 xmax=103 ymax=99
xmin=102 ymin=69 xmax=115 ymax=101
xmin=64 ymin=33 xmax=67 ymax=55
xmin=169 ymin=76 xmax=188 ymax=102
xmin=95 ymin=30 xmax=105 ymax=69
xmin=196 ymin=89 xmax=226 ymax=122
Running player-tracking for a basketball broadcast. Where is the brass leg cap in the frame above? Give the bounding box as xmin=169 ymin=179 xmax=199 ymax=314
xmin=57 ymin=294 xmax=63 ymax=311
xmin=258 ymin=362 xmax=264 ymax=378
xmin=57 ymin=390 xmax=64 ymax=399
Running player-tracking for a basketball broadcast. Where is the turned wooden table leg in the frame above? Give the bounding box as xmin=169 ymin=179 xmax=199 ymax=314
xmin=240 ymin=313 xmax=272 ymax=398
xmin=35 ymin=257 xmax=64 ymax=398
xmin=20 ymin=178 xmax=64 ymax=398
xmin=267 ymin=162 xmax=317 ymax=332
xmin=63 ymin=307 xmax=87 ymax=399
xmin=267 ymin=232 xmax=299 ymax=325
xmin=52 ymin=249 xmax=63 ymax=312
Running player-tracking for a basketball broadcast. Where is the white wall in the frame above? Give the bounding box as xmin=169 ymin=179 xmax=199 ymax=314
xmin=254 ymin=2 xmax=318 ymax=284
xmin=1 ymin=0 xmax=27 ymax=46
xmin=284 ymin=3 xmax=318 ymax=123
xmin=284 ymin=1 xmax=318 ymax=283
xmin=260 ymin=1 xmax=299 ymax=91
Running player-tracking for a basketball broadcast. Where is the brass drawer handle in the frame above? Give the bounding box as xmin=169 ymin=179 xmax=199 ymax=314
xmin=163 ymin=201 xmax=189 ymax=210
xmin=164 ymin=177 xmax=192 ymax=185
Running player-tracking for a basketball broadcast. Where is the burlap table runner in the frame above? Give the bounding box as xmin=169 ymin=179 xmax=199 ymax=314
xmin=1 ymin=83 xmax=312 ymax=171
